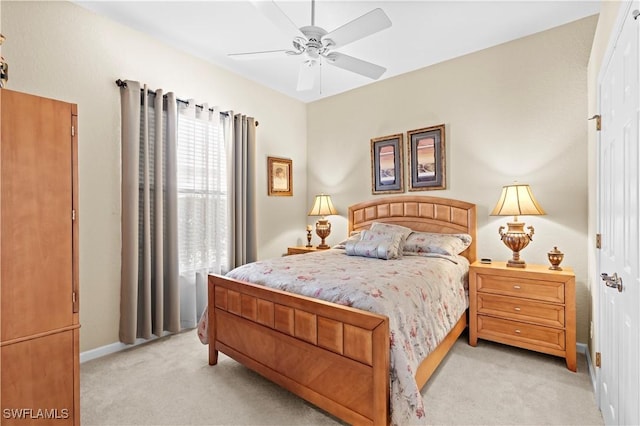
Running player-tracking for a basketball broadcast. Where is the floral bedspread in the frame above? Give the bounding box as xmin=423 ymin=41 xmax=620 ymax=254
xmin=197 ymin=249 xmax=469 ymax=425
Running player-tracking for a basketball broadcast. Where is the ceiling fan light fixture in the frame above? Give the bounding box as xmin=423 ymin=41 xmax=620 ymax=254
xmin=322 ymin=38 xmax=335 ymax=49
xmin=293 ymin=37 xmax=306 ymax=48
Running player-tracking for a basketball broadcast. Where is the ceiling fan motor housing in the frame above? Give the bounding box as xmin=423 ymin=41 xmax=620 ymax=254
xmin=298 ymin=26 xmax=333 ymax=59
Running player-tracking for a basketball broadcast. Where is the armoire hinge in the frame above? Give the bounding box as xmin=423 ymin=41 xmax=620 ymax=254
xmin=72 ymin=209 xmax=76 ymax=221
xmin=72 ymin=291 xmax=77 ymax=304
xmin=71 ymin=125 xmax=75 ymax=137
xmin=595 ymin=352 xmax=601 ymax=367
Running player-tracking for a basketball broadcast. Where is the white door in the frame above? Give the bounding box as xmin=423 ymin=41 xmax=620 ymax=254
xmin=598 ymin=3 xmax=640 ymax=425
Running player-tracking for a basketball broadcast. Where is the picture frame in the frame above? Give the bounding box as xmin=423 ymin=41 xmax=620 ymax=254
xmin=371 ymin=133 xmax=404 ymax=194
xmin=407 ymin=124 xmax=446 ymax=191
xmin=267 ymin=156 xmax=293 ymax=196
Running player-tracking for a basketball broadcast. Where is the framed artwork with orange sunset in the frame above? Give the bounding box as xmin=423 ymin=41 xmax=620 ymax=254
xmin=407 ymin=124 xmax=446 ymax=191
xmin=370 ymin=133 xmax=403 ymax=194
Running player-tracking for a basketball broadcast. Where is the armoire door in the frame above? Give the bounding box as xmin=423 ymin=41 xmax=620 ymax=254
xmin=1 ymin=329 xmax=78 ymax=425
xmin=1 ymin=89 xmax=76 ymax=340
xmin=0 ymin=88 xmax=79 ymax=425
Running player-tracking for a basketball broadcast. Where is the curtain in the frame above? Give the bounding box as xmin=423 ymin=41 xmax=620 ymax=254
xmin=120 ymin=80 xmax=257 ymax=341
xmin=177 ymin=101 xmax=228 ymax=328
xmin=119 ymin=81 xmax=180 ymax=344
xmin=226 ymin=113 xmax=257 ymax=268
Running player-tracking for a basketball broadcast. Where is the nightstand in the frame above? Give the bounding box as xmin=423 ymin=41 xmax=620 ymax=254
xmin=469 ymin=261 xmax=576 ymax=371
xmin=286 ymin=246 xmax=326 ymax=255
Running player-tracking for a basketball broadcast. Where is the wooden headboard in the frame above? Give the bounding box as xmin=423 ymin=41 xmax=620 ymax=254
xmin=348 ymin=195 xmax=477 ymax=263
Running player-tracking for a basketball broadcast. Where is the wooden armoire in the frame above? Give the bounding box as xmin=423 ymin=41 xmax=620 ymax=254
xmin=0 ymin=89 xmax=79 ymax=425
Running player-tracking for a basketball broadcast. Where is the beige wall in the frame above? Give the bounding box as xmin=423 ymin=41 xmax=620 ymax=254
xmin=1 ymin=1 xmax=307 ymax=352
xmin=1 ymin=0 xmax=602 ymax=352
xmin=307 ymin=16 xmax=597 ymax=344
xmin=586 ymin=2 xmax=625 ymax=360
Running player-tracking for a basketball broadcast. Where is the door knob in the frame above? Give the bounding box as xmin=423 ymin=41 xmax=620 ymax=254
xmin=601 ymin=272 xmax=623 ymax=293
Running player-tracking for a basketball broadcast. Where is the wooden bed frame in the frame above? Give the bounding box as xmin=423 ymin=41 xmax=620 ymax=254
xmin=208 ymin=195 xmax=476 ymax=425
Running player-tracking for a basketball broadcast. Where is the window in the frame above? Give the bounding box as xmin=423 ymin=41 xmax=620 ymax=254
xmin=136 ymin=102 xmax=228 ymax=287
xmin=176 ymin=106 xmax=229 ymax=276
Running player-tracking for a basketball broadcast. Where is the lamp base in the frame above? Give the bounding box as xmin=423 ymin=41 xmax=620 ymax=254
xmin=315 ymin=218 xmax=332 ymax=250
xmin=499 ymin=221 xmax=535 ymax=269
xmin=507 ymin=258 xmax=527 ymax=268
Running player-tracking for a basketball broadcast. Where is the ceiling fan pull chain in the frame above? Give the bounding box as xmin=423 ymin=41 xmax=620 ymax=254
xmin=319 ymin=59 xmax=322 ymax=95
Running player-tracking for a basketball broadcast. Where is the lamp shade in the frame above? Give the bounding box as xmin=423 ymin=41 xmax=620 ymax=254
xmin=490 ymin=184 xmax=545 ymax=217
xmin=308 ymin=194 xmax=338 ymax=217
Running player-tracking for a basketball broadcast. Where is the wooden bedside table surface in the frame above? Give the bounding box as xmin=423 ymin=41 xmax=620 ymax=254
xmin=470 ymin=261 xmax=574 ymax=276
xmin=287 ymin=246 xmax=326 ymax=255
xmin=468 ymin=261 xmax=577 ymax=372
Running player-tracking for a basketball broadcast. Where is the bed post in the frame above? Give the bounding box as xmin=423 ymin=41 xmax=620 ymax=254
xmin=208 ymin=276 xmax=218 ymax=365
xmin=372 ymin=319 xmax=390 ymax=425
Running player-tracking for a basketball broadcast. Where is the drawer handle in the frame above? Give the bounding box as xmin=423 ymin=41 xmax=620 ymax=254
xmin=513 ymin=285 xmax=521 ymax=289
xmin=514 ymin=329 xmax=521 ymax=334
xmin=514 ymin=307 xmax=521 ymax=312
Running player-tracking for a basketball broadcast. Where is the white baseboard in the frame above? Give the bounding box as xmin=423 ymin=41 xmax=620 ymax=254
xmin=80 ymin=332 xmax=171 ymax=364
xmin=577 ymin=342 xmax=599 ymax=403
xmin=581 ymin=343 xmax=599 ymax=400
xmin=577 ymin=342 xmax=588 ymax=355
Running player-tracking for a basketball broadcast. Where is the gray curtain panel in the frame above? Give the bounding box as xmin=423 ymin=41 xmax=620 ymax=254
xmin=119 ymin=80 xmax=180 ymax=344
xmin=229 ymin=113 xmax=257 ymax=267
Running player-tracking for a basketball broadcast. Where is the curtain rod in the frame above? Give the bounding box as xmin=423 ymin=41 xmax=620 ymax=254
xmin=115 ymin=79 xmax=258 ymax=125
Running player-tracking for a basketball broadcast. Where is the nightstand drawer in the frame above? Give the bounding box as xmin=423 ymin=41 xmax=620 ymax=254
xmin=477 ymin=294 xmax=565 ymax=327
xmin=477 ymin=316 xmax=565 ymax=351
xmin=476 ymin=274 xmax=564 ymax=303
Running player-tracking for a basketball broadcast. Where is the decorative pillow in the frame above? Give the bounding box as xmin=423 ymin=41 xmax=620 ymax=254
xmin=333 ymin=231 xmax=362 ymax=249
xmin=403 ymin=232 xmax=472 ymax=256
xmin=369 ymin=222 xmax=413 ymax=242
xmin=345 ymin=230 xmax=404 ymax=260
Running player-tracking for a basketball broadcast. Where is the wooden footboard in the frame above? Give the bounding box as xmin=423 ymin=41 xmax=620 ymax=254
xmin=208 ymin=274 xmax=390 ymax=425
xmin=208 ymin=195 xmax=476 ymax=425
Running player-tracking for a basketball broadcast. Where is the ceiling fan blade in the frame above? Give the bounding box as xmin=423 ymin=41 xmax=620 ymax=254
xmin=228 ymin=49 xmax=289 ymax=60
xmin=323 ymin=8 xmax=391 ymax=49
xmin=325 ymin=52 xmax=386 ymax=80
xmin=250 ymin=0 xmax=305 ymax=41
xmin=297 ymin=61 xmax=316 ymax=91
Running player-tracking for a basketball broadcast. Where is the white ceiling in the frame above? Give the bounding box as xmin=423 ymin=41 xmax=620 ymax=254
xmin=75 ymin=1 xmax=600 ymax=103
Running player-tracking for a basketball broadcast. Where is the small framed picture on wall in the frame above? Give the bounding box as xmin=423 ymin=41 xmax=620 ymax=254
xmin=371 ymin=133 xmax=404 ymax=194
xmin=267 ymin=156 xmax=293 ymax=196
xmin=407 ymin=124 xmax=446 ymax=191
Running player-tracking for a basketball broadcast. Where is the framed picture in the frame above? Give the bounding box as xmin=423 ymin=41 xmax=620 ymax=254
xmin=371 ymin=133 xmax=403 ymax=194
xmin=267 ymin=156 xmax=292 ymax=196
xmin=407 ymin=124 xmax=446 ymax=191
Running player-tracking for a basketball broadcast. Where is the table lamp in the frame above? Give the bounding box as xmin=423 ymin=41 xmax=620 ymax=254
xmin=308 ymin=194 xmax=338 ymax=249
xmin=490 ymin=183 xmax=546 ymax=268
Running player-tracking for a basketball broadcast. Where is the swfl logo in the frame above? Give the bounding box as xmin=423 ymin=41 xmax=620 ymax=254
xmin=2 ymin=408 xmax=70 ymax=420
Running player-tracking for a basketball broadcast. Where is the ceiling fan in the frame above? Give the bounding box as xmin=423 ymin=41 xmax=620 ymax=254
xmin=229 ymin=0 xmax=392 ymax=91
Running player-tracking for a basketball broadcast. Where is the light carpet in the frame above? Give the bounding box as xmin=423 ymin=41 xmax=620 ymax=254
xmin=81 ymin=330 xmax=603 ymax=425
